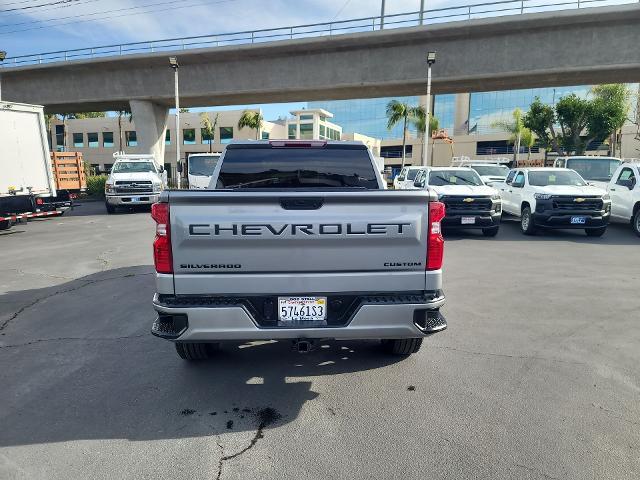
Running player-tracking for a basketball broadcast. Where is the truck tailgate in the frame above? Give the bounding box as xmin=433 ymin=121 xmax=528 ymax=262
xmin=168 ymin=190 xmax=435 ymax=294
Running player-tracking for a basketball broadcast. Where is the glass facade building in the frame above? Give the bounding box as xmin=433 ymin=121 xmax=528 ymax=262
xmin=309 ymin=84 xmax=637 ymax=139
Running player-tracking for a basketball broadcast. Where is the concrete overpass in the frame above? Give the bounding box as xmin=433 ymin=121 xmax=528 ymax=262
xmin=2 ymin=3 xmax=639 ymax=161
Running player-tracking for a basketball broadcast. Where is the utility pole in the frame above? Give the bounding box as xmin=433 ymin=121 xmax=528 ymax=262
xmin=169 ymin=57 xmax=180 ymax=188
xmin=380 ymin=0 xmax=386 ymax=30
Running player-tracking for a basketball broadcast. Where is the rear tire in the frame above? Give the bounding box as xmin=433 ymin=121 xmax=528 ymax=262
xmin=382 ymin=338 xmax=423 ymax=356
xmin=482 ymin=226 xmax=500 ymax=237
xmin=521 ymin=207 xmax=536 ymax=235
xmin=0 ymin=220 xmax=11 ymax=231
xmin=175 ymin=342 xmax=219 ymax=361
xmin=633 ymin=209 xmax=640 ymax=238
xmin=585 ymin=226 xmax=607 ymax=237
xmin=105 ymin=203 xmax=116 ymax=214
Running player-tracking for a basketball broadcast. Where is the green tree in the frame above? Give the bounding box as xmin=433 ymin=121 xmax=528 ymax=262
xmin=70 ymin=112 xmax=106 ymax=119
xmin=386 ymin=100 xmax=425 ymax=168
xmin=520 ymin=128 xmax=535 ymax=160
xmin=591 ymin=84 xmax=630 ymax=156
xmin=116 ymin=109 xmax=132 ymax=151
xmin=200 ymin=112 xmax=219 ymax=153
xmin=524 ymin=87 xmax=630 ymax=156
xmin=238 ymin=110 xmax=264 ymax=140
xmin=179 ymin=108 xmax=190 ymax=113
xmin=492 ymin=108 xmax=528 ymax=162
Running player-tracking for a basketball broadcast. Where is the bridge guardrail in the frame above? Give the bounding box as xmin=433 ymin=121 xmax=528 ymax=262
xmin=1 ymin=0 xmax=638 ymax=68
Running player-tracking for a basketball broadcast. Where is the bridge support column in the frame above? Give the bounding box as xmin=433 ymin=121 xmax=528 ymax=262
xmin=129 ymin=100 xmax=169 ymax=165
xmin=453 ymin=93 xmax=471 ymax=136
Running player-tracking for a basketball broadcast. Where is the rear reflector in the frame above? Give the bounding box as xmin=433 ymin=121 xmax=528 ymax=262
xmin=151 ymin=202 xmax=172 ymax=274
xmin=35 ymin=197 xmax=44 ymax=205
xmin=426 ymin=201 xmax=445 ymax=271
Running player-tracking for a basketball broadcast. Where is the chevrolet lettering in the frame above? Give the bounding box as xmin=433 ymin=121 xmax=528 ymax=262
xmin=151 ymin=141 xmax=447 ymax=360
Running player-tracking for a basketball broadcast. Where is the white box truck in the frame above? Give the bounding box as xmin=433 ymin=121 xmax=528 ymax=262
xmin=0 ymin=102 xmax=71 ymax=230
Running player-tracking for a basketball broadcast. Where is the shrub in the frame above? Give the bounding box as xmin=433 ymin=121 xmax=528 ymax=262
xmin=86 ymin=175 xmax=108 ymax=198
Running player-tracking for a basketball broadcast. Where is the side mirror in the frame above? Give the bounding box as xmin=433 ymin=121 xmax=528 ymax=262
xmin=176 ymin=162 xmax=183 ymax=173
xmin=414 ymin=180 xmax=425 ymax=188
xmin=158 ymin=165 xmax=164 ymax=173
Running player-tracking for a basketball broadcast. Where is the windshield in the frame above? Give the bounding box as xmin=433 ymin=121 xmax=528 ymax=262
xmin=566 ymin=158 xmax=621 ymax=182
xmin=529 ymin=170 xmax=587 ymax=186
xmin=189 ymin=155 xmax=219 ymax=176
xmin=406 ymin=169 xmax=420 ymax=181
xmin=429 ymin=170 xmax=483 ymax=186
xmin=112 ymin=161 xmax=157 ymax=174
xmin=471 ymin=165 xmax=510 ymax=177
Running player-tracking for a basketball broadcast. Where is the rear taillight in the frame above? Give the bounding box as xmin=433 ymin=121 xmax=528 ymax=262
xmin=151 ymin=202 xmax=172 ymax=274
xmin=426 ymin=201 xmax=445 ymax=271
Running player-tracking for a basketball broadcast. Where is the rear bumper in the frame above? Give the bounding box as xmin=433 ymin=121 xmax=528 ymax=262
xmin=106 ymin=194 xmax=159 ymax=206
xmin=151 ymin=291 xmax=446 ymax=341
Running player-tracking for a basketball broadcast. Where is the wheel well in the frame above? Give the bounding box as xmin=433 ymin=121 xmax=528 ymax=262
xmin=633 ymin=202 xmax=640 ymax=216
xmin=521 ymin=201 xmax=531 ymax=213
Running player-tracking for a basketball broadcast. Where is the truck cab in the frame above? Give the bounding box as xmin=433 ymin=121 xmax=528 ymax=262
xmin=553 ymin=156 xmax=621 ymax=189
xmin=104 ymin=154 xmax=167 ymax=214
xmin=393 ymin=166 xmax=425 ymax=190
xmin=607 ymin=161 xmax=640 ymax=237
xmin=413 ymin=167 xmax=502 ymax=236
xmin=187 ymin=153 xmax=221 ymax=189
xmin=496 ymin=168 xmax=611 ymax=236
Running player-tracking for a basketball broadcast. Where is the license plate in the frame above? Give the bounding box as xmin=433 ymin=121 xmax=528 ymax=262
xmin=461 ymin=216 xmax=476 ymax=225
xmin=278 ymin=297 xmax=327 ymax=322
xmin=570 ymin=216 xmax=587 ymax=224
xmin=130 ymin=197 xmax=140 ymax=202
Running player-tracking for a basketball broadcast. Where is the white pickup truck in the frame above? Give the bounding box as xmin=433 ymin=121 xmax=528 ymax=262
xmin=187 ymin=153 xmax=220 ymax=189
xmin=607 ymin=161 xmax=640 ymax=236
xmin=496 ymin=168 xmax=611 ymax=236
xmin=393 ymin=166 xmax=424 ymax=190
xmin=413 ymin=167 xmax=502 ymax=236
xmin=105 ymin=154 xmax=167 ymax=213
xmin=150 ymin=141 xmax=447 ymax=360
xmin=553 ymin=156 xmax=621 ymax=189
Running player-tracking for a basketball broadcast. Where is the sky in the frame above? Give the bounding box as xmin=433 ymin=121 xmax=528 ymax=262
xmin=0 ymin=0 xmax=632 ymax=120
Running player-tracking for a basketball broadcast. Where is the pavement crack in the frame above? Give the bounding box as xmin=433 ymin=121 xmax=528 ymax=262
xmin=214 ymin=408 xmax=281 ymax=480
xmin=1 ymin=268 xmax=74 ymax=280
xmin=431 ymin=345 xmax=587 ymax=367
xmin=0 ymin=333 xmax=147 ymax=349
xmin=0 ymin=271 xmax=154 ymax=332
xmin=514 ymin=462 xmax=562 ymax=480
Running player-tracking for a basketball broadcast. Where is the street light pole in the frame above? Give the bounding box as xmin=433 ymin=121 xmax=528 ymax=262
xmin=0 ymin=51 xmax=6 ymax=101
xmin=380 ymin=0 xmax=386 ymax=30
xmin=169 ymin=57 xmax=180 ymax=188
xmin=420 ymin=0 xmax=425 ymax=25
xmin=423 ymin=51 xmax=436 ymax=167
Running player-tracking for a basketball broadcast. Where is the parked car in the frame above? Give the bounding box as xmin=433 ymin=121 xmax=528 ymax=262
xmin=104 ymin=154 xmax=167 ymax=213
xmin=393 ymin=166 xmax=425 ymax=190
xmin=553 ymin=156 xmax=621 ymax=189
xmin=467 ymin=163 xmax=511 ymax=186
xmin=413 ymin=167 xmax=502 ymax=237
xmin=496 ymin=168 xmax=611 ymax=236
xmin=151 ymin=140 xmax=447 ymax=360
xmin=607 ymin=161 xmax=640 ymax=237
xmin=187 ymin=153 xmax=221 ymax=189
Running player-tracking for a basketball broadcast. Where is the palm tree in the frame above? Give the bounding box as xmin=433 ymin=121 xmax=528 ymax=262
xmin=386 ymin=100 xmax=424 ymax=168
xmin=200 ymin=112 xmax=219 ymax=153
xmin=492 ymin=108 xmax=527 ymax=162
xmin=117 ymin=109 xmax=132 ymax=152
xmin=414 ymin=113 xmax=440 ymax=164
xmin=520 ymin=128 xmax=535 ymax=160
xmin=238 ymin=110 xmax=264 ymax=140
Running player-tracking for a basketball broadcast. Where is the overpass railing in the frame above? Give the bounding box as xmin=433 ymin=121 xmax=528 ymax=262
xmin=2 ymin=0 xmax=638 ymax=68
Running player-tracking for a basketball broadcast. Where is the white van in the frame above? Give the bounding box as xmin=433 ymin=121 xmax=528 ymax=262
xmin=187 ymin=153 xmax=221 ymax=189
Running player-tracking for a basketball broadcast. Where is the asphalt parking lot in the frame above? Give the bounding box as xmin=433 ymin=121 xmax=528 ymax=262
xmin=0 ymin=201 xmax=638 ymax=480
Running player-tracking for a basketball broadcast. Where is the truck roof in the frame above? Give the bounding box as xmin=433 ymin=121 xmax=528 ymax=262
xmin=227 ymin=140 xmax=367 ymax=148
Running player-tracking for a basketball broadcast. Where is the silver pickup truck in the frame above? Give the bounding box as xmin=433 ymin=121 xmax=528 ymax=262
xmin=151 ymin=141 xmax=447 ymax=360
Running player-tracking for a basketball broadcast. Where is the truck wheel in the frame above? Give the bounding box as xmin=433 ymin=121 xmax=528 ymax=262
xmin=382 ymin=338 xmax=423 ymax=355
xmin=521 ymin=207 xmax=536 ymax=235
xmin=105 ymin=203 xmax=116 ymax=214
xmin=175 ymin=342 xmax=219 ymax=360
xmin=482 ymin=226 xmax=500 ymax=237
xmin=585 ymin=227 xmax=607 ymax=237
xmin=0 ymin=220 xmax=11 ymax=231
xmin=633 ymin=209 xmax=640 ymax=238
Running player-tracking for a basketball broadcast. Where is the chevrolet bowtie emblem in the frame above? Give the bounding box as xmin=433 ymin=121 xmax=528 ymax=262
xmin=574 ymin=198 xmax=586 ymax=203
xmin=463 ymin=198 xmax=475 ymax=203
